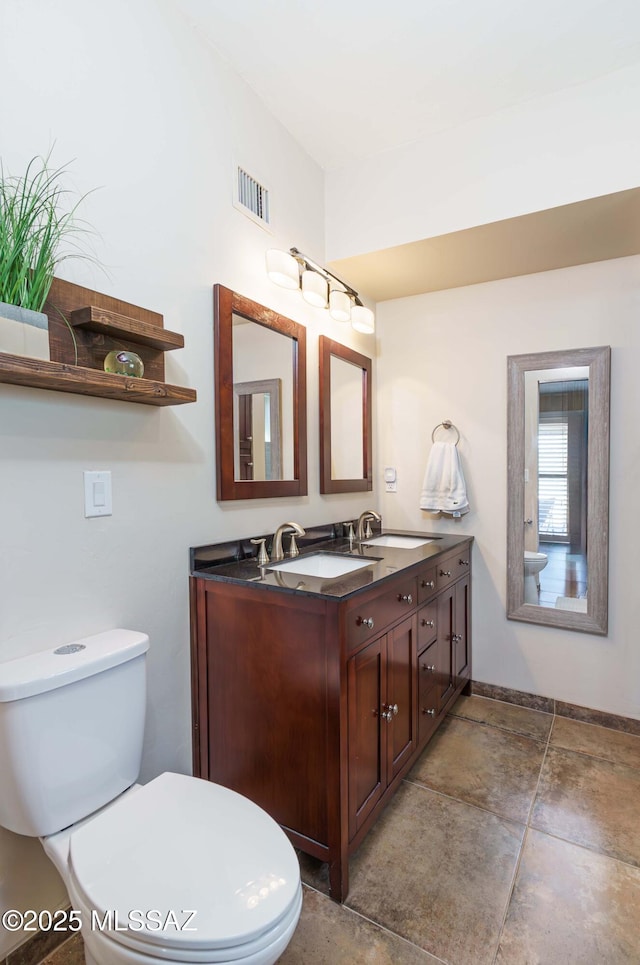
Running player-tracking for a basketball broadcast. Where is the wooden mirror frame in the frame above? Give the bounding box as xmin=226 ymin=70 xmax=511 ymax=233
xmin=214 ymin=284 xmax=307 ymax=500
xmin=319 ymin=336 xmax=372 ymax=494
xmin=507 ymin=345 xmax=610 ymax=634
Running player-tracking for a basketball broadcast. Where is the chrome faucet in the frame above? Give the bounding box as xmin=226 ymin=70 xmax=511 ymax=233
xmin=356 ymin=510 xmax=381 ymax=541
xmin=271 ymin=521 xmax=306 ymax=561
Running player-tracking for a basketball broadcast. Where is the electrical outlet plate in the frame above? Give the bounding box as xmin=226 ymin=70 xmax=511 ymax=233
xmin=384 ymin=467 xmax=397 ymax=492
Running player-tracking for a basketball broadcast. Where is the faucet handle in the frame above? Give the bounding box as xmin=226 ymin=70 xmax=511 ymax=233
xmin=343 ymin=521 xmax=355 ymax=541
xmin=364 ymin=519 xmax=373 ymax=539
xmin=250 ymin=538 xmax=269 ymax=566
xmin=287 ymin=533 xmax=300 ymax=557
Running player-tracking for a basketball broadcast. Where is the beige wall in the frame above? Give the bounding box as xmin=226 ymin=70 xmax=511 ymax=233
xmin=326 ymin=62 xmax=640 ymax=260
xmin=376 ymin=255 xmax=640 ymax=720
xmin=0 ymin=0 xmax=375 ymax=955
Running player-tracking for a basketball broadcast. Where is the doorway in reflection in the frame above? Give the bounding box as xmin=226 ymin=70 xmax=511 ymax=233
xmin=529 ymin=376 xmax=589 ymax=610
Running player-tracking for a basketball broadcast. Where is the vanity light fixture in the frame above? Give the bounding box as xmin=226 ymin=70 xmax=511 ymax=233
xmin=328 ymin=288 xmax=351 ymax=322
xmin=301 ymin=268 xmax=328 ymax=308
xmin=265 ymin=247 xmax=375 ymax=334
xmin=265 ymin=248 xmax=299 ymax=290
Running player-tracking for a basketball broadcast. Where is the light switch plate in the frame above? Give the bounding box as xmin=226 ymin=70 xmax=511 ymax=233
xmin=84 ymin=470 xmax=112 ymax=518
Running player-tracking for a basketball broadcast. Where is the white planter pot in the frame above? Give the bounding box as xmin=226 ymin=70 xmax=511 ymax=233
xmin=0 ymin=302 xmax=50 ymax=361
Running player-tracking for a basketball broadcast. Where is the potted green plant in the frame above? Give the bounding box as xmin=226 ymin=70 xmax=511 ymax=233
xmin=0 ymin=150 xmax=95 ymax=361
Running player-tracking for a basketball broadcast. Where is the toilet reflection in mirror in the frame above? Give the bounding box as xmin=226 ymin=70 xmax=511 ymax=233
xmin=523 ymin=367 xmax=589 ymax=609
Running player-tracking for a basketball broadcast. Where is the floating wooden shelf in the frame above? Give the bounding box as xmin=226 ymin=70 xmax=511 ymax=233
xmin=69 ymin=306 xmax=185 ymax=351
xmin=0 ymin=276 xmax=197 ymax=407
xmin=0 ymin=353 xmax=196 ymax=406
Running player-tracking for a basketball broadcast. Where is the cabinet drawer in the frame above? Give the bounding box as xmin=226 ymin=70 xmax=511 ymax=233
xmin=345 ymin=577 xmax=417 ymax=651
xmin=417 ymin=600 xmax=437 ymax=650
xmin=418 ymin=641 xmax=439 ymax=743
xmin=436 ymin=547 xmax=471 ymax=591
xmin=417 ymin=564 xmax=438 ymax=604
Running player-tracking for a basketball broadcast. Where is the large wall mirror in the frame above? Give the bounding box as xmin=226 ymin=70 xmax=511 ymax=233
xmin=319 ymin=336 xmax=372 ymax=493
xmin=214 ymin=285 xmax=307 ymax=500
xmin=507 ymin=345 xmax=610 ymax=634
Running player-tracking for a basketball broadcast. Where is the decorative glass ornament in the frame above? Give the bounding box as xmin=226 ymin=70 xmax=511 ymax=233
xmin=104 ymin=350 xmax=144 ymax=378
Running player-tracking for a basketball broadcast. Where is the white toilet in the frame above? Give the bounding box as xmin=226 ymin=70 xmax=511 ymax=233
xmin=0 ymin=630 xmax=302 ymax=965
xmin=523 ymin=550 xmax=548 ymax=603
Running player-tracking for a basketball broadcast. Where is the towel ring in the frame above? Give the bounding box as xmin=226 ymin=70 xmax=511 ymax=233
xmin=431 ymin=420 xmax=460 ymax=446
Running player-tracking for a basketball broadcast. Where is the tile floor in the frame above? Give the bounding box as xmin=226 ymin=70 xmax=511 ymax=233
xmin=39 ymin=695 xmax=640 ymax=965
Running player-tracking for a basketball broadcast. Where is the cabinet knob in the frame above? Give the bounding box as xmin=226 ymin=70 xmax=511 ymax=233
xmin=458 ymin=559 xmax=469 ymax=566
xmin=422 ymin=708 xmax=436 ymax=717
xmin=379 ymin=706 xmax=392 ymax=721
xmin=421 ymin=619 xmax=434 ymax=628
xmin=390 ymin=703 xmax=399 ymax=716
xmin=421 ymin=579 xmax=435 ymax=589
xmin=440 ymin=569 xmax=452 ymax=577
xmin=453 ymin=633 xmax=463 ymax=643
xmin=358 ymin=616 xmax=375 ymax=629
xmin=422 ymin=663 xmax=436 ymax=673
xmin=399 ymin=593 xmax=413 ymax=604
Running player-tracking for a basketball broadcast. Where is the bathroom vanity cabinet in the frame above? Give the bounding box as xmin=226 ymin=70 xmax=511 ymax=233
xmin=190 ymin=534 xmax=472 ymax=902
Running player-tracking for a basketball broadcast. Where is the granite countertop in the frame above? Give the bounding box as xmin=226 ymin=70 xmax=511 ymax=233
xmin=190 ymin=529 xmax=472 ymax=601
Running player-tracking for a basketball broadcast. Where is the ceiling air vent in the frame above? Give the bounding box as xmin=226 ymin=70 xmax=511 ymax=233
xmin=234 ymin=166 xmax=271 ymax=231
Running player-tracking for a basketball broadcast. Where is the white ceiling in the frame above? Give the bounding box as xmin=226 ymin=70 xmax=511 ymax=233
xmin=174 ymin=0 xmax=640 ymax=171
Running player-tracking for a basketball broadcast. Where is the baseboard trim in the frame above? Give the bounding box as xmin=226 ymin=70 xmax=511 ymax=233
xmin=470 ymin=680 xmax=640 ymax=737
xmin=3 ymin=922 xmax=72 ymax=965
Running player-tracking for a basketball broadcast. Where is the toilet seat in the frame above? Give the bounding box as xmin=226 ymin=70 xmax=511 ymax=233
xmin=67 ymin=772 xmax=301 ymax=961
xmin=73 ymin=886 xmax=302 ymax=964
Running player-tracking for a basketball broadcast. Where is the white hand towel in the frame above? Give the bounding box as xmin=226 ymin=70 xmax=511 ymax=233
xmin=419 ymin=441 xmax=470 ymax=516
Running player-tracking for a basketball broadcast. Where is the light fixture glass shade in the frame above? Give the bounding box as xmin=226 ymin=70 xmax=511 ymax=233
xmin=301 ymin=269 xmax=328 ymax=308
xmin=351 ymin=304 xmax=375 ymax=334
xmin=266 ymin=249 xmax=299 ymax=290
xmin=329 ymin=289 xmax=351 ymax=322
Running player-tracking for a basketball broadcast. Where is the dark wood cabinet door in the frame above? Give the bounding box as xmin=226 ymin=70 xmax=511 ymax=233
xmin=348 ymin=637 xmax=386 ymax=839
xmin=453 ymin=575 xmax=471 ymax=684
xmin=387 ymin=616 xmax=417 ymax=779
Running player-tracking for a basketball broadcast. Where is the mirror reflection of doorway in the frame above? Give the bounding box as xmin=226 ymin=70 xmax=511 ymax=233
xmin=536 ymin=377 xmax=588 ymax=608
xmin=233 ymin=379 xmax=283 ymax=482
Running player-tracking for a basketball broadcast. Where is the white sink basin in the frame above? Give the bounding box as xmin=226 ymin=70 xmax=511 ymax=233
xmin=268 ymin=553 xmax=375 ymax=579
xmin=363 ymin=534 xmax=435 ymax=549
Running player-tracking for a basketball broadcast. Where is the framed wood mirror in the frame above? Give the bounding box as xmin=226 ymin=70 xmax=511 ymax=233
xmin=319 ymin=336 xmax=372 ymax=494
xmin=507 ymin=345 xmax=610 ymax=634
xmin=214 ymin=285 xmax=307 ymax=500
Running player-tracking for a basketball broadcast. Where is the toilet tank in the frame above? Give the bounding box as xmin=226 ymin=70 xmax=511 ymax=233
xmin=0 ymin=629 xmax=149 ymax=837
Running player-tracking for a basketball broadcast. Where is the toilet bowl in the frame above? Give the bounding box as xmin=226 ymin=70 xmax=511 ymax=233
xmin=44 ymin=773 xmax=302 ymax=965
xmin=524 ymin=550 xmax=548 ymax=603
xmin=0 ymin=631 xmax=302 ymax=965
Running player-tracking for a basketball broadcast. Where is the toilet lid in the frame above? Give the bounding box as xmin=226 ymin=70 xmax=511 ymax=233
xmin=68 ymin=772 xmax=300 ymax=953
